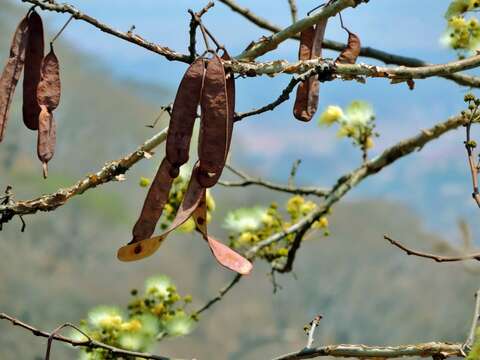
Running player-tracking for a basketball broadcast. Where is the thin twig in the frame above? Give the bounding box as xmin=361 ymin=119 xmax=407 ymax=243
xmin=45 ymin=323 xmax=91 ymax=360
xmin=287 ymin=0 xmax=298 ymax=23
xmin=0 ymin=313 xmax=183 ymax=360
xmin=220 ymin=165 xmax=329 ymax=197
xmin=384 ymin=234 xmax=480 ymax=262
xmin=50 ymin=14 xmax=74 ymax=44
xmin=305 ymin=315 xmax=323 ymax=349
xmin=195 ymin=274 xmax=242 ymax=315
xmin=465 ymin=289 xmax=480 ymax=351
xmin=288 ymin=159 xmax=302 ymax=187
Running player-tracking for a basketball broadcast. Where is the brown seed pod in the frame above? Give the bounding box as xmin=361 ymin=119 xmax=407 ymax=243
xmin=165 ymin=58 xmax=206 ymax=177
xmin=23 ymin=10 xmax=44 ymax=131
xmin=37 ymin=105 xmax=56 ymax=178
xmin=197 ymin=55 xmax=229 ymax=188
xmin=293 ymin=20 xmax=327 ymax=122
xmin=118 ymin=164 xmax=205 ymax=262
xmin=0 ymin=16 xmax=29 ymax=142
xmin=37 ymin=45 xmax=61 ymax=112
xmin=130 ymin=158 xmax=176 ymax=245
xmin=193 ymin=194 xmax=252 ymax=275
xmin=335 ymin=31 xmax=361 ymax=64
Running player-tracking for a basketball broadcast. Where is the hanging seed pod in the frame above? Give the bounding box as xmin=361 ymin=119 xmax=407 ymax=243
xmin=37 ymin=105 xmax=56 ymax=178
xmin=165 ymin=58 xmax=206 ymax=178
xmin=118 ymin=164 xmax=205 ymax=262
xmin=293 ymin=20 xmax=327 ymax=122
xmin=0 ymin=16 xmax=29 ymax=142
xmin=36 ymin=44 xmax=60 ymax=178
xmin=37 ymin=45 xmax=60 ymax=111
xmin=197 ymin=55 xmax=229 ymax=188
xmin=130 ymin=158 xmax=176 ymax=244
xmin=23 ymin=10 xmax=44 ymax=130
xmin=193 ymin=193 xmax=252 ymax=275
xmin=335 ymin=31 xmax=361 ymax=64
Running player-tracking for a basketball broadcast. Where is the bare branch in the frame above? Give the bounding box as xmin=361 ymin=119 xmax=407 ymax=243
xmin=287 ymin=0 xmax=298 ymax=23
xmin=226 ymin=53 xmax=480 ymax=79
xmin=271 ymin=342 xmax=463 ymax=360
xmin=465 ymin=289 xmax=480 ymax=350
xmin=384 ymin=234 xmax=480 ymax=263
xmin=247 ymin=114 xmax=471 ymax=258
xmin=0 ymin=313 xmax=184 ymax=360
xmin=21 ymin=0 xmax=190 ymax=63
xmin=195 ymin=274 xmax=242 ymax=315
xmin=0 ymin=128 xmax=168 ymax=225
xmin=220 ymin=165 xmax=329 ymax=197
xmin=218 ymin=0 xmax=480 ymax=87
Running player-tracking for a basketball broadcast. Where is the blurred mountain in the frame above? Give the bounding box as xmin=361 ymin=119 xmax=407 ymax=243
xmin=0 ymin=2 xmax=478 ymax=360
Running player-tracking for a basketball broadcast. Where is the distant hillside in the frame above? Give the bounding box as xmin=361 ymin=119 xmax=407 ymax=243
xmin=0 ymin=2 xmax=478 ymax=360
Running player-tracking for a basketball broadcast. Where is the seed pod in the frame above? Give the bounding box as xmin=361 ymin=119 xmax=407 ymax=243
xmin=335 ymin=31 xmax=361 ymax=64
xmin=197 ymin=55 xmax=229 ymax=188
xmin=37 ymin=45 xmax=61 ymax=112
xmin=23 ymin=10 xmax=44 ymax=130
xmin=130 ymin=158 xmax=176 ymax=244
xmin=118 ymin=164 xmax=205 ymax=262
xmin=37 ymin=105 xmax=56 ymax=178
xmin=165 ymin=58 xmax=205 ymax=177
xmin=0 ymin=16 xmax=29 ymax=142
xmin=193 ymin=194 xmax=252 ymax=275
xmin=293 ymin=20 xmax=327 ymax=122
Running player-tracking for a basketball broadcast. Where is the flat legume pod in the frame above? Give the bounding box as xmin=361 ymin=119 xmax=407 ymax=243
xmin=130 ymin=158 xmax=176 ymax=245
xmin=0 ymin=16 xmax=29 ymax=141
xmin=293 ymin=26 xmax=315 ymax=122
xmin=165 ymin=58 xmax=205 ymax=177
xmin=118 ymin=164 xmax=205 ymax=262
xmin=37 ymin=46 xmax=60 ymax=112
xmin=335 ymin=31 xmax=361 ymax=64
xmin=37 ymin=105 xmax=56 ymax=178
xmin=23 ymin=11 xmax=44 ymax=130
xmin=197 ymin=55 xmax=229 ymax=188
xmin=193 ymin=193 xmax=252 ymax=275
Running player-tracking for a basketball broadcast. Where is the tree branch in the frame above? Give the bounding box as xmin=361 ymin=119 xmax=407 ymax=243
xmin=226 ymin=53 xmax=480 ymax=79
xmin=0 ymin=128 xmax=168 ymax=225
xmin=220 ymin=165 xmax=329 ymax=197
xmin=384 ymin=234 xmax=480 ymax=262
xmin=247 ymin=113 xmax=471 ymax=258
xmin=465 ymin=289 xmax=480 ymax=350
xmin=287 ymin=0 xmax=298 ymax=23
xmin=0 ymin=313 xmax=184 ymax=360
xmin=195 ymin=274 xmax=243 ymax=315
xmin=21 ymin=0 xmax=191 ymax=63
xmin=271 ymin=342 xmax=463 ymax=360
xmin=218 ymin=0 xmax=480 ymax=87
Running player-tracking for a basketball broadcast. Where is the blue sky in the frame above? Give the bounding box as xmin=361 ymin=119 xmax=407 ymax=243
xmin=15 ymin=0 xmax=480 ymax=241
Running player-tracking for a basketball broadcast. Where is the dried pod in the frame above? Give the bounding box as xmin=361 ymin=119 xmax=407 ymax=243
xmin=36 ymin=44 xmax=61 ymax=177
xmin=37 ymin=45 xmax=61 ymax=111
xmin=23 ymin=10 xmax=44 ymax=130
xmin=0 ymin=16 xmax=29 ymax=141
xmin=130 ymin=158 xmax=176 ymax=244
xmin=193 ymin=194 xmax=252 ymax=275
xmin=197 ymin=55 xmax=229 ymax=187
xmin=293 ymin=20 xmax=327 ymax=122
xmin=335 ymin=31 xmax=361 ymax=64
xmin=165 ymin=58 xmax=206 ymax=177
xmin=118 ymin=164 xmax=205 ymax=262
xmin=37 ymin=105 xmax=56 ymax=178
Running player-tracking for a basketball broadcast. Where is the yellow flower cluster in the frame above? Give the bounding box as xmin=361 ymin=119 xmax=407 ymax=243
xmin=318 ymin=101 xmax=377 ymax=159
xmin=227 ymin=196 xmax=330 ymax=267
xmin=443 ymin=1 xmax=480 ymax=52
xmin=75 ymin=275 xmax=195 ymax=360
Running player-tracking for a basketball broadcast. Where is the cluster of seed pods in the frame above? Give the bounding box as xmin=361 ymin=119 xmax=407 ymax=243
xmin=293 ymin=17 xmax=361 ymax=122
xmin=0 ymin=10 xmax=60 ymax=178
xmin=118 ymin=51 xmax=253 ymax=275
